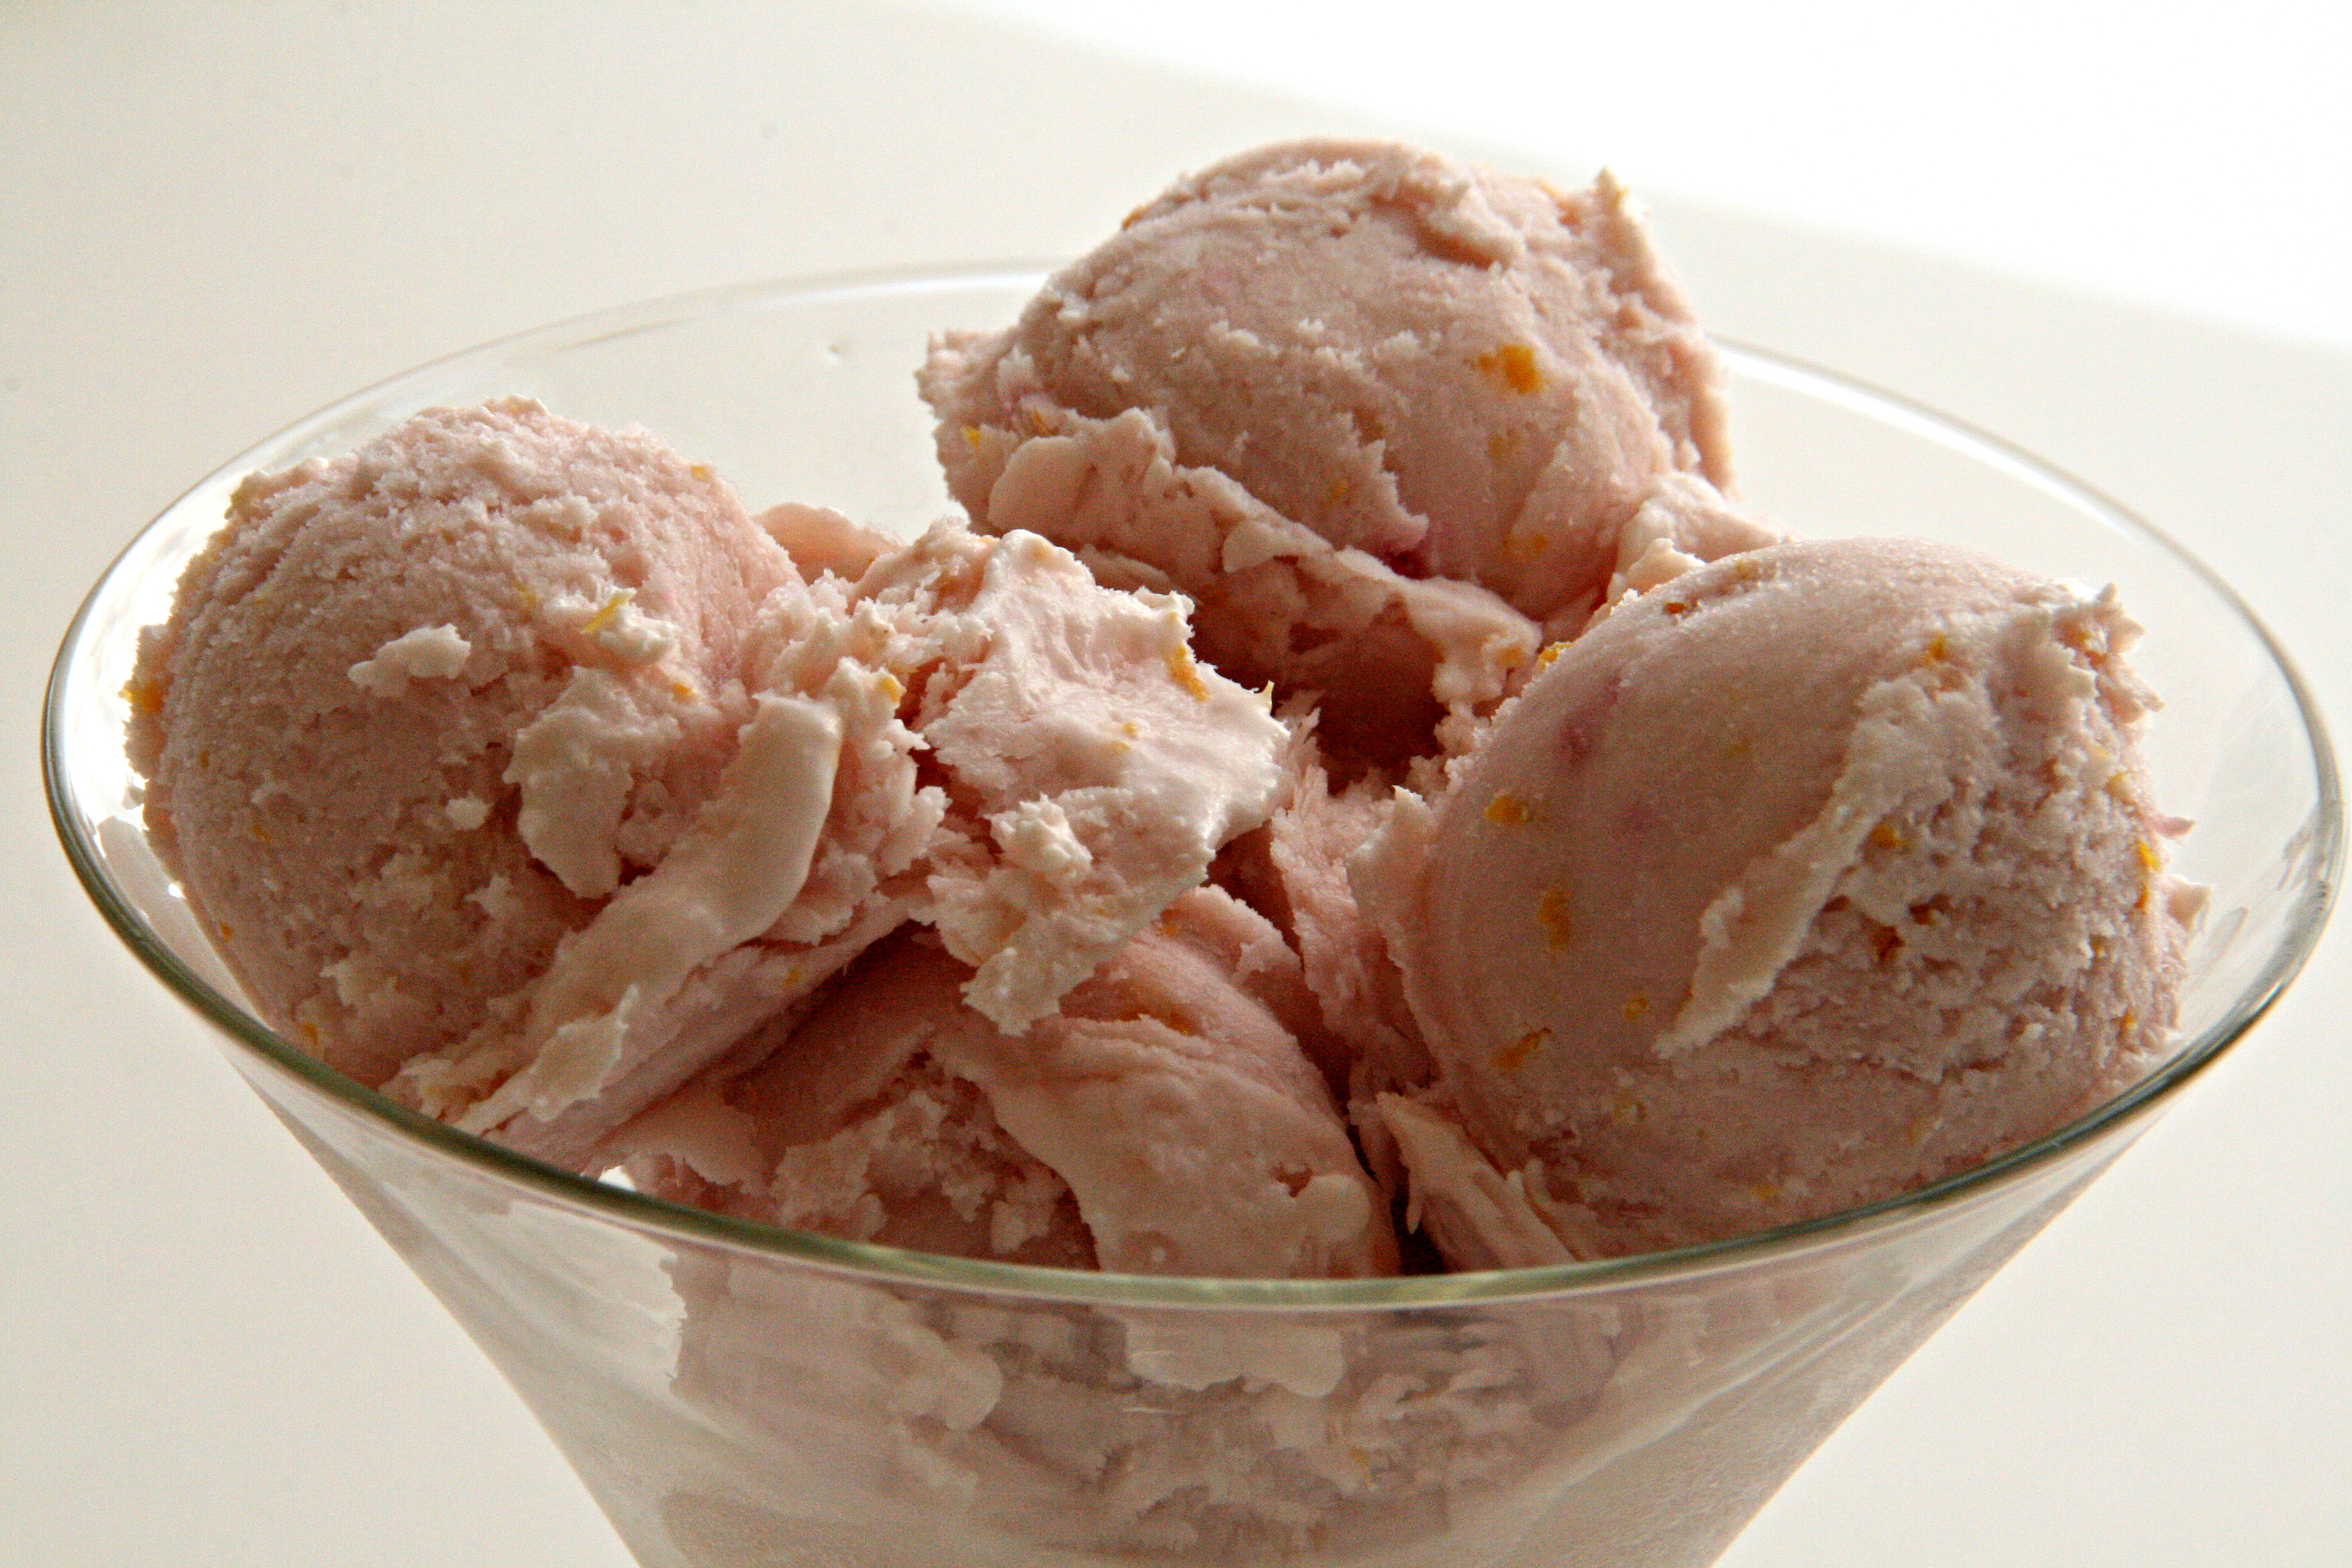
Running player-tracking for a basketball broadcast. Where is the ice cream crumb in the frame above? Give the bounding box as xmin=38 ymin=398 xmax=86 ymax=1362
xmin=348 ymin=623 xmax=472 ymax=696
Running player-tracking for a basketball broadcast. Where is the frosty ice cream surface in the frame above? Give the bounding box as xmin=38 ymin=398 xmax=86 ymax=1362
xmin=127 ymin=139 xmax=2198 ymax=1277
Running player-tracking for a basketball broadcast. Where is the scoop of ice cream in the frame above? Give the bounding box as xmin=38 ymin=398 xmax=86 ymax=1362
xmin=1360 ymin=535 xmax=2200 ymax=1261
xmin=921 ymin=140 xmax=1745 ymax=761
xmin=127 ymin=397 xmax=800 ymax=1093
xmin=626 ymin=888 xmax=1399 ymax=1279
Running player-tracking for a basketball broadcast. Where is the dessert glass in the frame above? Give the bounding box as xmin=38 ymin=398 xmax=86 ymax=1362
xmin=46 ymin=265 xmax=2341 ymax=1567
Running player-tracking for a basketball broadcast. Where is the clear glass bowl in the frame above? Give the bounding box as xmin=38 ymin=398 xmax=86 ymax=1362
xmin=45 ymin=264 xmax=2342 ymax=1568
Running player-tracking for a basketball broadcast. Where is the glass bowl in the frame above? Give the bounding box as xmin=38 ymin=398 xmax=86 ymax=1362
xmin=45 ymin=264 xmax=2342 ymax=1568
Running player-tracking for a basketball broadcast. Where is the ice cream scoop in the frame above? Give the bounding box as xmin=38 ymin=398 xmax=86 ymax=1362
xmin=127 ymin=398 xmax=802 ymax=1094
xmin=923 ymin=139 xmax=1762 ymax=763
xmin=1360 ymin=535 xmax=2202 ymax=1263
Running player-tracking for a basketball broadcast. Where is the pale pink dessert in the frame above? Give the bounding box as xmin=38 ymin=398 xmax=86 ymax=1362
xmin=626 ymin=887 xmax=1396 ymax=1278
xmin=921 ymin=139 xmax=1769 ymax=763
xmin=131 ymin=400 xmax=1293 ymax=1177
xmin=1357 ymin=536 xmax=2201 ymax=1264
xmin=128 ymin=399 xmax=800 ymax=1097
xmin=127 ymin=140 xmax=2193 ymax=1290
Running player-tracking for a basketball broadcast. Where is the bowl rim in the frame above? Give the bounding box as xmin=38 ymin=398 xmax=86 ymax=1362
xmin=43 ymin=258 xmax=2347 ymax=1310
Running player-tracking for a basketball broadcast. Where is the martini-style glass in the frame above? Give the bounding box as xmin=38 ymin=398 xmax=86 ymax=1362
xmin=46 ymin=266 xmax=2340 ymax=1567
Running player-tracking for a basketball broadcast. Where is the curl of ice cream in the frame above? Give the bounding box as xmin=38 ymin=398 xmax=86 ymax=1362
xmin=1359 ymin=536 xmax=2202 ymax=1262
xmin=921 ymin=139 xmax=1756 ymax=761
xmin=626 ymin=887 xmax=1397 ymax=1280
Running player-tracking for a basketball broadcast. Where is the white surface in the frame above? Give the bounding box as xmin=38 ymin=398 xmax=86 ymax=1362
xmin=2 ymin=2 xmax=2345 ymax=1565
xmin=960 ymin=0 xmax=2352 ymax=352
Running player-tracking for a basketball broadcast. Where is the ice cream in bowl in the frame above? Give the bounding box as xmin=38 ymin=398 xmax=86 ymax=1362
xmin=45 ymin=142 xmax=2341 ymax=1567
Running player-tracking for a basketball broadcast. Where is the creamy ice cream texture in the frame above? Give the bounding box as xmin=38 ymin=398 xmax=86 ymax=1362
xmin=626 ymin=887 xmax=1395 ymax=1278
xmin=126 ymin=137 xmax=2197 ymax=1282
xmin=1361 ymin=537 xmax=2199 ymax=1264
xmin=131 ymin=399 xmax=1305 ymax=1189
xmin=922 ymin=138 xmax=1770 ymax=765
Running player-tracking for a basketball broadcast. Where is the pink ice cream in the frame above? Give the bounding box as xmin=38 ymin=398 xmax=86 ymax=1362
xmin=131 ymin=400 xmax=1295 ymax=1178
xmin=921 ymin=139 xmax=1766 ymax=763
xmin=1358 ymin=536 xmax=2201 ymax=1264
xmin=126 ymin=139 xmax=2197 ymax=1289
xmin=626 ymin=886 xmax=1396 ymax=1278
xmin=127 ymin=399 xmax=801 ymax=1095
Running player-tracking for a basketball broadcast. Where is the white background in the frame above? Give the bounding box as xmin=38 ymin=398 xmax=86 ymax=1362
xmin=3 ymin=2 xmax=2347 ymax=1564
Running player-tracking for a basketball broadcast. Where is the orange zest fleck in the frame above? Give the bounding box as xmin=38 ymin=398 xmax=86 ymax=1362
xmin=1537 ymin=886 xmax=1573 ymax=949
xmin=1165 ymin=645 xmax=1210 ymax=701
xmin=1491 ymin=1028 xmax=1548 ymax=1073
xmin=582 ymin=589 xmax=633 ymax=636
xmin=1483 ymin=791 xmax=1532 ymax=825
xmin=1474 ymin=342 xmax=1546 ymax=394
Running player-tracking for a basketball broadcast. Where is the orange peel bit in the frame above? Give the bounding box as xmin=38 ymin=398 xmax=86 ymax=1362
xmin=1483 ymin=791 xmax=1532 ymax=825
xmin=582 ymin=589 xmax=634 ymax=636
xmin=1537 ymin=886 xmax=1573 ymax=949
xmin=1474 ymin=342 xmax=1546 ymax=394
xmin=1165 ymin=645 xmax=1210 ymax=701
xmin=1620 ymin=991 xmax=1649 ymax=1024
xmin=1491 ymin=1028 xmax=1549 ymax=1073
